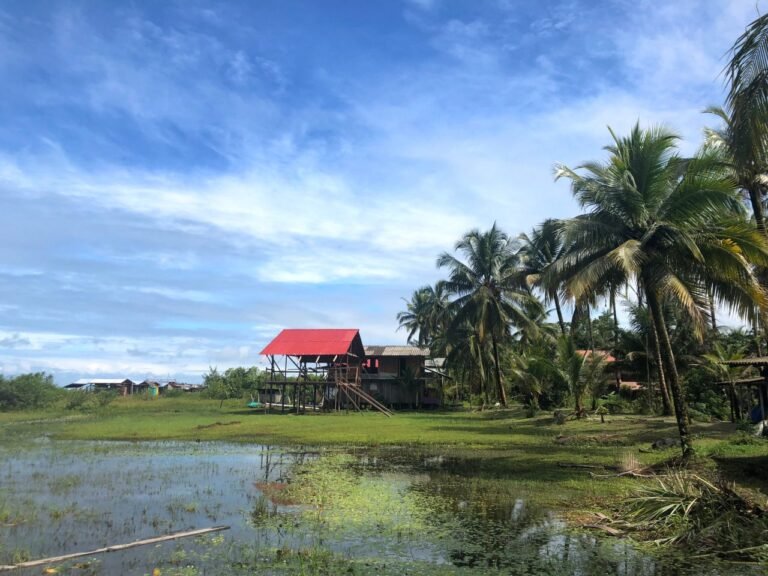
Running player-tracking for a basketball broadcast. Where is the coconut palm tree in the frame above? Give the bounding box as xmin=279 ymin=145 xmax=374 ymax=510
xmin=507 ymin=351 xmax=553 ymax=413
xmin=701 ymin=341 xmax=752 ymax=422
xmin=626 ymin=299 xmax=673 ymax=415
xmin=397 ymin=287 xmax=433 ymax=346
xmin=442 ymin=321 xmax=494 ymax=407
xmin=555 ymin=335 xmax=607 ymax=418
xmin=554 ymin=123 xmax=768 ymax=457
xmin=704 ymin=106 xmax=768 ymax=235
xmin=437 ymin=224 xmax=543 ymax=406
xmin=518 ymin=219 xmax=568 ymax=335
xmin=396 ymin=283 xmax=449 ymax=347
xmin=724 ymin=13 xmax=768 ymax=233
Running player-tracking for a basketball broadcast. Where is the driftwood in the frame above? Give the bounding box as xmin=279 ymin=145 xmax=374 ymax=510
xmin=589 ymin=469 xmax=655 ymax=479
xmin=0 ymin=525 xmax=230 ymax=572
xmin=557 ymin=462 xmax=605 ymax=470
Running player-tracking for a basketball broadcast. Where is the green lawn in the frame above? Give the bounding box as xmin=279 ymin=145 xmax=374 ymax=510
xmin=3 ymin=396 xmax=766 ymax=512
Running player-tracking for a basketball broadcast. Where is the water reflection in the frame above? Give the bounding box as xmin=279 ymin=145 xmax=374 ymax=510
xmin=0 ymin=440 xmax=758 ymax=575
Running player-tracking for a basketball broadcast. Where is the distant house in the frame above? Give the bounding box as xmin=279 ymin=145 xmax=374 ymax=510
xmin=362 ymin=345 xmax=441 ymax=408
xmin=66 ymin=377 xmax=201 ymax=396
xmin=64 ymin=379 xmax=93 ymax=391
xmin=576 ymin=349 xmax=644 ymax=396
xmin=65 ymin=378 xmax=135 ymax=395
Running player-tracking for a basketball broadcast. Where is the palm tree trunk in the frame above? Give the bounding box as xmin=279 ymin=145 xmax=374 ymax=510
xmin=611 ymin=290 xmax=619 ymax=351
xmin=708 ymin=288 xmax=717 ymax=332
xmin=646 ymin=288 xmax=694 ymax=458
xmin=649 ymin=321 xmax=673 ymax=416
xmin=586 ymin=305 xmax=595 ymax=350
xmin=553 ymin=292 xmax=566 ymax=336
xmin=645 ymin=332 xmax=655 ymax=412
xmin=491 ymin=335 xmax=508 ymax=407
xmin=748 ymin=184 xmax=767 ymax=237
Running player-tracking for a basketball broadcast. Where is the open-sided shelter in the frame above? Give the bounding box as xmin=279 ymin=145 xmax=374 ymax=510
xmin=260 ymin=329 xmax=391 ymax=415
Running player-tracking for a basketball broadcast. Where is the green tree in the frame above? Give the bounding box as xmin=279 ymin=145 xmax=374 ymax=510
xmin=397 ymin=283 xmax=450 ymax=347
xmin=518 ymin=219 xmax=568 ymax=335
xmin=554 ymin=124 xmax=768 ymax=457
xmin=704 ymin=106 xmax=768 ymax=236
xmin=439 ymin=320 xmax=493 ymax=406
xmin=0 ymin=372 xmax=61 ymax=411
xmin=724 ymin=13 xmax=768 ymax=234
xmin=555 ymin=336 xmax=607 ymax=418
xmin=204 ymin=367 xmax=243 ymax=408
xmin=701 ymin=340 xmax=752 ymax=422
xmin=437 ymin=224 xmax=543 ymax=406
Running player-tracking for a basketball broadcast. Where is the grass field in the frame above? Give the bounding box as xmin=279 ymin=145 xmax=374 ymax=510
xmin=3 ymin=395 xmax=766 ymax=512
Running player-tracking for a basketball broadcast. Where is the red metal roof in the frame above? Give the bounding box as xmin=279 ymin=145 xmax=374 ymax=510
xmin=576 ymin=349 xmax=617 ymax=363
xmin=260 ymin=329 xmax=362 ymax=357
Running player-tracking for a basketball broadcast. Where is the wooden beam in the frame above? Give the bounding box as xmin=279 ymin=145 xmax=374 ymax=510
xmin=0 ymin=526 xmax=230 ymax=572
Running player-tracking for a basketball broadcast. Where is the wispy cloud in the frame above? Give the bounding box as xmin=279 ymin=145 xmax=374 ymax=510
xmin=0 ymin=0 xmax=764 ymax=382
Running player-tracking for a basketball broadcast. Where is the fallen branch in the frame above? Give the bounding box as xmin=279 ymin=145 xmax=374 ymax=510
xmin=582 ymin=523 xmax=625 ymax=536
xmin=589 ymin=469 xmax=655 ymax=479
xmin=557 ymin=462 xmax=605 ymax=470
xmin=0 ymin=525 xmax=230 ymax=572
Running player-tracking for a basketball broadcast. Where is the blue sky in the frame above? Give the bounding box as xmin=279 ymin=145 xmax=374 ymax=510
xmin=0 ymin=0 xmax=763 ymax=383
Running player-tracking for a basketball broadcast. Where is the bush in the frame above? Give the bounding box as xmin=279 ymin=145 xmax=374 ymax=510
xmin=65 ymin=391 xmax=90 ymax=410
xmin=65 ymin=390 xmax=118 ymax=411
xmin=0 ymin=373 xmax=62 ymax=411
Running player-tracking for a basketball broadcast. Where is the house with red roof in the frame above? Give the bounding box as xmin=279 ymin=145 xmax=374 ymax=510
xmin=259 ymin=328 xmax=441 ymax=413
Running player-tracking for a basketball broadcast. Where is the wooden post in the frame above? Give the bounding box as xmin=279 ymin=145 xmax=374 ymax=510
xmin=728 ymin=386 xmax=735 ymax=423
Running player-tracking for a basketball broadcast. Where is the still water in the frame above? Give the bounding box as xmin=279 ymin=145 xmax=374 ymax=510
xmin=0 ymin=440 xmax=757 ymax=575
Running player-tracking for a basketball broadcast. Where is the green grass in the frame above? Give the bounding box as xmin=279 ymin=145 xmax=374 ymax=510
xmin=2 ymin=395 xmax=767 ymax=512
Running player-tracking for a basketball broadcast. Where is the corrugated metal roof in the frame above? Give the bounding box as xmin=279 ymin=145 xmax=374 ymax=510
xmin=70 ymin=378 xmax=133 ymax=385
xmin=261 ymin=329 xmax=363 ymax=357
xmin=576 ymin=350 xmax=616 ymax=363
xmin=721 ymin=357 xmax=768 ymax=366
xmin=715 ymin=377 xmax=766 ymax=386
xmin=364 ymin=345 xmax=429 ymax=357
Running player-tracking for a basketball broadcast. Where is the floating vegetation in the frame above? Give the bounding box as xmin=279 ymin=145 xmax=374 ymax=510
xmin=0 ymin=437 xmax=761 ymax=574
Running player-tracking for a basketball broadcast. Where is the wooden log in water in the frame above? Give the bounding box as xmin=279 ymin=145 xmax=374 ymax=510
xmin=0 ymin=525 xmax=230 ymax=571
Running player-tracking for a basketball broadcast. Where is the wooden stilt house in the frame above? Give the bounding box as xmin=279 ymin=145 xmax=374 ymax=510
xmin=260 ymin=329 xmax=392 ymax=415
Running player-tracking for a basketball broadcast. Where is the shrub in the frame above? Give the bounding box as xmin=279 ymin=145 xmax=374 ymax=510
xmin=627 ymin=471 xmax=768 ymax=561
xmin=64 ymin=389 xmax=117 ymax=411
xmin=0 ymin=373 xmax=62 ymax=411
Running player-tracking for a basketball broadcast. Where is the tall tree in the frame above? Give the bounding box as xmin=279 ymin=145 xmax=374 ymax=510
xmin=438 ymin=224 xmax=543 ymax=406
xmin=701 ymin=341 xmax=751 ymax=422
xmin=554 ymin=124 xmax=768 ymax=457
xmin=518 ymin=219 xmax=568 ymax=335
xmin=555 ymin=336 xmax=607 ymax=418
xmin=724 ymin=12 xmax=768 ymax=234
xmin=396 ymin=283 xmax=449 ymax=347
xmin=704 ymin=106 xmax=768 ymax=235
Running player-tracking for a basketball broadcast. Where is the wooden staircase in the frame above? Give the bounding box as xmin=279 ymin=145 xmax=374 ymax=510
xmin=330 ymin=366 xmax=393 ymax=417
